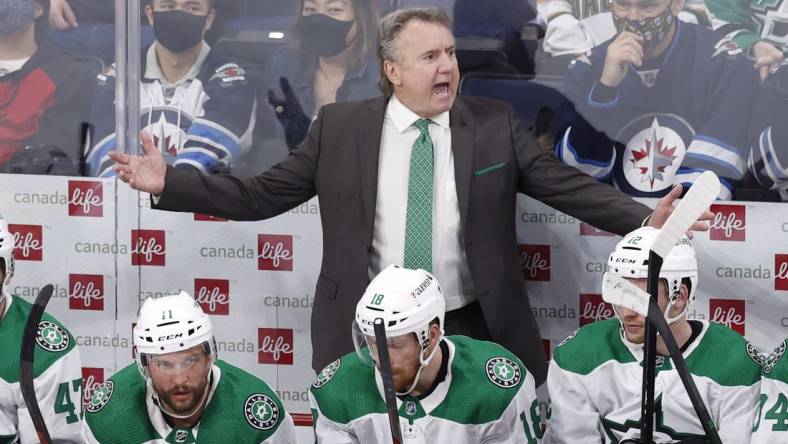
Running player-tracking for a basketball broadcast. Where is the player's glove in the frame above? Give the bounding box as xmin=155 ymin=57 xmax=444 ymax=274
xmin=267 ymin=76 xmax=311 ymax=151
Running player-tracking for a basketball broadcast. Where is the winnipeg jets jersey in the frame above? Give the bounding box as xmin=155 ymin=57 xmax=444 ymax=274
xmin=0 ymin=292 xmax=83 ymax=444
xmin=556 ymin=21 xmax=760 ymax=200
xmin=85 ymin=42 xmax=256 ymax=177
xmin=309 ymin=335 xmax=541 ymax=444
xmin=751 ymin=339 xmax=788 ymax=443
xmin=748 ymin=63 xmax=788 ymax=200
xmin=544 ymin=319 xmax=761 ymax=443
xmin=81 ymin=360 xmax=295 ymax=444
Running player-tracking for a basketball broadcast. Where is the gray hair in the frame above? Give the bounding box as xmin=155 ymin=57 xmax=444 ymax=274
xmin=377 ymin=7 xmax=453 ymax=97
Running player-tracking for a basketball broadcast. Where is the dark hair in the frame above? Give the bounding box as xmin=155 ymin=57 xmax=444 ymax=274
xmin=293 ymin=0 xmax=381 ymax=71
xmin=377 ymin=7 xmax=452 ymax=97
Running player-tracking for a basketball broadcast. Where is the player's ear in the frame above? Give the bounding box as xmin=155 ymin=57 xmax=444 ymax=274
xmin=677 ymin=283 xmax=690 ymax=310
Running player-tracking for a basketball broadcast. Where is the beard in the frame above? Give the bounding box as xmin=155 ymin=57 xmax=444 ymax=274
xmin=155 ymin=374 xmax=210 ymax=415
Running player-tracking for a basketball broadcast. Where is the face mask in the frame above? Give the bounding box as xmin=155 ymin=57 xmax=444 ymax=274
xmin=0 ymin=0 xmax=35 ymax=37
xmin=152 ymin=10 xmax=208 ymax=53
xmin=296 ymin=14 xmax=354 ymax=57
xmin=612 ymin=0 xmax=675 ymax=55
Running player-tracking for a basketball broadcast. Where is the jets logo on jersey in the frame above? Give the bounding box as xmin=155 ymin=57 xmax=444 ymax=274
xmin=711 ymin=38 xmax=743 ymax=58
xmin=486 ymin=357 xmax=522 ymax=388
xmin=36 ymin=321 xmax=69 ymax=352
xmin=244 ymin=394 xmax=280 ymax=430
xmin=312 ymin=359 xmax=341 ymax=389
xmin=763 ymin=341 xmax=787 ymax=374
xmin=86 ymin=380 xmax=114 ymax=413
xmin=618 ymin=116 xmax=689 ymax=193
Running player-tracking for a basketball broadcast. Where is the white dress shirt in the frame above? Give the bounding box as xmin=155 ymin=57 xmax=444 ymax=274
xmin=369 ymin=95 xmax=476 ymax=311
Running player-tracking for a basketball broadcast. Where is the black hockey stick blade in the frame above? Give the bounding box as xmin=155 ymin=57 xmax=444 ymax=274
xmin=374 ymin=318 xmax=403 ymax=444
xmin=19 ymin=284 xmax=55 ymax=444
xmin=641 ymin=172 xmax=720 ymax=442
xmin=603 ymin=274 xmax=721 ymax=443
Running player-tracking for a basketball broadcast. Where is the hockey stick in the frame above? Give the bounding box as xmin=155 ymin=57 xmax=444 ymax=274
xmin=603 ymin=275 xmax=721 ymax=443
xmin=19 ymin=284 xmax=55 ymax=444
xmin=374 ymin=318 xmax=403 ymax=444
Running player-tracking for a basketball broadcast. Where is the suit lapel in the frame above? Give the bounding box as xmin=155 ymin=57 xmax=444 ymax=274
xmin=450 ymin=98 xmax=475 ymax=228
xmin=358 ymin=97 xmax=388 ymax=236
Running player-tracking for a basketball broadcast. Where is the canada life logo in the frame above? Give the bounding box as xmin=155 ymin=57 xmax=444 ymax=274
xmin=579 ymin=223 xmax=614 ymax=237
xmin=776 ymin=254 xmax=788 ymax=291
xmin=709 ymin=204 xmax=746 ymax=242
xmin=81 ymin=367 xmax=105 ymax=407
xmin=258 ymin=235 xmax=293 ymax=271
xmin=519 ymin=244 xmax=551 ymax=281
xmin=709 ymin=298 xmax=746 ymax=335
xmin=69 ymin=274 xmax=104 ymax=311
xmin=194 ymin=278 xmax=230 ymax=315
xmin=68 ymin=180 xmax=103 ymax=217
xmin=193 ymin=213 xmax=226 ymax=222
xmin=131 ymin=230 xmax=166 ymax=266
xmin=257 ymin=328 xmax=294 ymax=365
xmin=579 ymin=293 xmax=615 ymax=326
xmin=9 ymin=224 xmax=43 ymax=261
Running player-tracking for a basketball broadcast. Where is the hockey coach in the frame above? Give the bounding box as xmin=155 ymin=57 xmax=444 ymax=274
xmin=109 ymin=6 xmax=710 ymax=385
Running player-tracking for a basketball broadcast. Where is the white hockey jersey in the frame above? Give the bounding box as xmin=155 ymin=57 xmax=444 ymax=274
xmin=0 ymin=291 xmax=83 ymax=444
xmin=81 ymin=360 xmax=295 ymax=444
xmin=544 ymin=319 xmax=761 ymax=443
xmin=751 ymin=339 xmax=788 ymax=443
xmin=85 ymin=42 xmax=256 ymax=177
xmin=309 ymin=335 xmax=541 ymax=443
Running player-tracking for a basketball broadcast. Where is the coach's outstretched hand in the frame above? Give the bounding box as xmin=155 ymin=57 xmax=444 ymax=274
xmin=648 ymin=184 xmax=714 ymax=238
xmin=109 ymin=131 xmax=166 ymax=195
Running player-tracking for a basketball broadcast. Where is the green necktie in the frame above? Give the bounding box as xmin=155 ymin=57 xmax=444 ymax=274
xmin=404 ymin=118 xmax=434 ymax=272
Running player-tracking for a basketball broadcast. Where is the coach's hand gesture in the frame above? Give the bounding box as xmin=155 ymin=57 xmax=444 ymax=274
xmin=109 ymin=131 xmax=166 ymax=195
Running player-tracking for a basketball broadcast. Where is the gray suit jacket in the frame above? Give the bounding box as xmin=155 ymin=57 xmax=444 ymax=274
xmin=154 ymin=95 xmax=651 ymax=384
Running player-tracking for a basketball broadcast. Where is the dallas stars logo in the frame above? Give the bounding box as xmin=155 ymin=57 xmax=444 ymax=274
xmin=36 ymin=321 xmax=69 ymax=352
xmin=244 ymin=394 xmax=279 ymax=430
xmin=86 ymin=380 xmax=114 ymax=413
xmin=486 ymin=357 xmax=522 ymax=388
xmin=629 ymin=118 xmax=678 ymax=189
xmin=312 ymin=359 xmax=341 ymax=389
xmin=602 ymin=395 xmax=707 ymax=441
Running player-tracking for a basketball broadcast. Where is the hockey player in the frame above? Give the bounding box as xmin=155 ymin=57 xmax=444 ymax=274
xmin=748 ymin=63 xmax=788 ymax=201
xmin=84 ymin=0 xmax=256 ymax=177
xmin=81 ymin=291 xmax=295 ymax=443
xmin=309 ymin=265 xmax=541 ymax=443
xmin=544 ymin=226 xmax=761 ymax=443
xmin=554 ymin=0 xmax=760 ymax=200
xmin=0 ymin=215 xmax=83 ymax=443
xmin=751 ymin=338 xmax=788 ymax=443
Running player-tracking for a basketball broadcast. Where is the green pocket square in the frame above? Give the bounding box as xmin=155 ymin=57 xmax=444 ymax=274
xmin=474 ymin=162 xmax=507 ymax=176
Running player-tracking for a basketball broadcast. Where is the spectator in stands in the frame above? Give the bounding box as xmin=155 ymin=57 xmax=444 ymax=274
xmin=265 ymin=0 xmax=381 ymax=152
xmin=85 ymin=0 xmax=256 ymax=177
xmin=554 ymin=0 xmax=760 ymax=200
xmin=748 ymin=63 xmax=788 ymax=201
xmin=47 ymin=0 xmax=121 ymax=63
xmin=705 ymin=0 xmax=785 ymax=79
xmin=0 ymin=0 xmax=95 ymax=175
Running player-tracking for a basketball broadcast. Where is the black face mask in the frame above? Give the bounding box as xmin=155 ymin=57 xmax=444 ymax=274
xmin=296 ymin=14 xmax=354 ymax=57
xmin=152 ymin=10 xmax=208 ymax=53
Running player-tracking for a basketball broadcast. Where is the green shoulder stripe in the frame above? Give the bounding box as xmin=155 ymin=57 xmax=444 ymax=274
xmin=0 ymin=295 xmax=77 ymax=383
xmin=197 ymin=360 xmax=288 ymax=441
xmin=553 ymin=319 xmax=636 ymax=375
xmin=309 ymin=351 xmax=386 ymax=424
xmin=686 ymin=323 xmax=760 ymax=387
xmin=430 ymin=336 xmax=528 ymax=425
xmin=84 ymin=363 xmax=161 ymax=444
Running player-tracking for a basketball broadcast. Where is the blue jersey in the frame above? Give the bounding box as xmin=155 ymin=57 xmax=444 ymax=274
xmin=749 ymin=64 xmax=788 ymax=200
xmin=556 ymin=22 xmax=760 ymax=199
xmin=85 ymin=43 xmax=256 ymax=177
